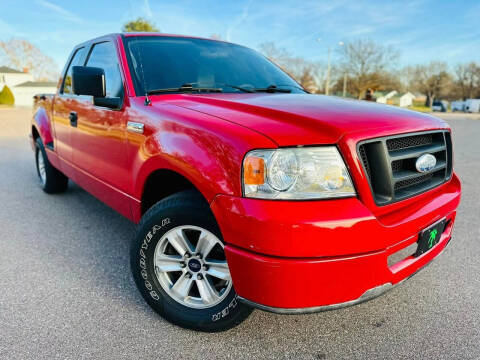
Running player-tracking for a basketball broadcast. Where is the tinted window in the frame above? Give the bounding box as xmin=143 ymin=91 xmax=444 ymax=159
xmin=62 ymin=47 xmax=85 ymax=94
xmin=124 ymin=37 xmax=303 ymax=95
xmin=86 ymin=42 xmax=124 ymax=98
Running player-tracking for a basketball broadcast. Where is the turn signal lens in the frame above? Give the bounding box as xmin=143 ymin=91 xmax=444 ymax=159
xmin=243 ymin=156 xmax=265 ymax=185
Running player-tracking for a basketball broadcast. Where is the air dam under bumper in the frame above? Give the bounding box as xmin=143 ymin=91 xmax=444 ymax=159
xmin=210 ymin=175 xmax=460 ymax=311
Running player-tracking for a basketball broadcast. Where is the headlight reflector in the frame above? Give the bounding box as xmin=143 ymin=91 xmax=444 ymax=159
xmin=243 ymin=147 xmax=355 ymax=199
xmin=267 ymin=150 xmax=298 ymax=191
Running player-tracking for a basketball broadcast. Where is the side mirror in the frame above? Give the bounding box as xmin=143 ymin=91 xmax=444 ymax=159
xmin=72 ymin=66 xmax=106 ymax=98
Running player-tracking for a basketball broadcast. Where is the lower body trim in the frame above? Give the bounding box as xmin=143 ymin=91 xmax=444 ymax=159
xmin=238 ymin=283 xmax=393 ymax=315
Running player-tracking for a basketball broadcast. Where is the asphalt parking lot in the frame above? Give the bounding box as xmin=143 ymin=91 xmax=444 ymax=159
xmin=0 ymin=107 xmax=479 ymax=359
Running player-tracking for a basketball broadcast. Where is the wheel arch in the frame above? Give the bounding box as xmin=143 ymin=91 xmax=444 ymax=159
xmin=140 ymin=168 xmax=209 ymax=216
xmin=32 ymin=107 xmax=54 ymax=145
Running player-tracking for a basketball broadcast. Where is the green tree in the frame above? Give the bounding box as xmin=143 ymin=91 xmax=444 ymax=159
xmin=0 ymin=85 xmax=14 ymax=105
xmin=122 ymin=17 xmax=159 ymax=32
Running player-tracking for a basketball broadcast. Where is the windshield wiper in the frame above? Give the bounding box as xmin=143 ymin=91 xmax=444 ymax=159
xmin=252 ymin=85 xmax=291 ymax=93
xmin=147 ymin=83 xmax=223 ymax=95
xmin=220 ymin=84 xmax=254 ymax=93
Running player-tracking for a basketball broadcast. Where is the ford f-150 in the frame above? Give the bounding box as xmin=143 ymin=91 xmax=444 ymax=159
xmin=30 ymin=33 xmax=461 ymax=332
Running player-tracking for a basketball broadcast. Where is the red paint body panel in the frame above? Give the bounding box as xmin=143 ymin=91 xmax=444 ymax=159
xmin=31 ymin=33 xmax=461 ymax=311
xmin=213 ymin=176 xmax=459 ymax=308
xmin=211 ymin=174 xmax=460 ymax=258
xmin=164 ymin=93 xmax=446 ymax=146
xmin=225 ymin=211 xmax=455 ymax=309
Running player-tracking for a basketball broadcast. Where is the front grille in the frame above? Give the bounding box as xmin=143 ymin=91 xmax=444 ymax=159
xmin=394 ymin=173 xmax=433 ymax=190
xmin=386 ymin=133 xmax=433 ymax=151
xmin=358 ymin=131 xmax=453 ymax=205
xmin=358 ymin=145 xmax=371 ymax=178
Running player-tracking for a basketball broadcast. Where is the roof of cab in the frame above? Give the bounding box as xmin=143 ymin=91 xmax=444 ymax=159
xmin=77 ymin=33 xmax=231 ymax=47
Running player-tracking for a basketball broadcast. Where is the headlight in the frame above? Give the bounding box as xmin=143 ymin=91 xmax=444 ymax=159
xmin=243 ymin=147 xmax=355 ymax=200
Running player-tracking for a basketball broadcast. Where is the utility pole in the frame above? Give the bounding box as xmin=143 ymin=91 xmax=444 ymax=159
xmin=318 ymin=39 xmax=344 ymax=96
xmin=338 ymin=41 xmax=346 ymax=97
xmin=325 ymin=46 xmax=331 ymax=95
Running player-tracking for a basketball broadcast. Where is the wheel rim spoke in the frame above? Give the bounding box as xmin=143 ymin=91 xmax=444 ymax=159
xmin=37 ymin=151 xmax=46 ymax=184
xmin=154 ymin=225 xmax=232 ymax=309
xmin=195 ymin=231 xmax=217 ymax=257
xmin=171 ymin=273 xmax=193 ymax=299
xmin=167 ymin=228 xmax=192 ymax=256
xmin=196 ymin=277 xmax=219 ymax=304
xmin=205 ymin=260 xmax=231 ymax=281
xmin=155 ymin=254 xmax=183 ymax=272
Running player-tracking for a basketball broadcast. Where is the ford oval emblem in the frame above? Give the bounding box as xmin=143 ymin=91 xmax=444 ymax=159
xmin=415 ymin=154 xmax=436 ymax=173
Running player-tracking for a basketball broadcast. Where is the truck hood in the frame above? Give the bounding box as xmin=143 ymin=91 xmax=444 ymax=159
xmin=158 ymin=93 xmax=447 ymax=146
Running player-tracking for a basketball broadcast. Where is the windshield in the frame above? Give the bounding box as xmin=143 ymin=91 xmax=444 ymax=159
xmin=123 ymin=36 xmax=305 ymax=95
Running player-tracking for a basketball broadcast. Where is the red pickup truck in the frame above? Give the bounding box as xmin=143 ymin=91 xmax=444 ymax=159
xmin=31 ymin=33 xmax=461 ymax=332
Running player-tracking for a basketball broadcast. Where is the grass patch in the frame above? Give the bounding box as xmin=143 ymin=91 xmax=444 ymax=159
xmin=408 ymin=105 xmax=431 ymax=113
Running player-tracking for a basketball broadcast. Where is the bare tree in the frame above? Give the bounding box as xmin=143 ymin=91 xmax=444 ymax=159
xmin=331 ymin=68 xmax=402 ymax=98
xmin=453 ymin=62 xmax=480 ymax=100
xmin=338 ymin=39 xmax=399 ymax=99
xmin=0 ymin=38 xmax=59 ymax=81
xmin=408 ymin=62 xmax=451 ymax=107
xmin=258 ymin=42 xmax=322 ymax=92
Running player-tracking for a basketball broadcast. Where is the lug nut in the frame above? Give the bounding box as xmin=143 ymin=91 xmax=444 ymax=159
xmin=180 ymin=262 xmax=186 ymax=268
xmin=184 ymin=252 xmax=191 ymax=258
xmin=185 ymin=273 xmax=192 ymax=278
xmin=195 ymin=253 xmax=202 ymax=258
xmin=203 ymin=265 xmax=209 ymax=270
xmin=197 ymin=274 xmax=203 ymax=280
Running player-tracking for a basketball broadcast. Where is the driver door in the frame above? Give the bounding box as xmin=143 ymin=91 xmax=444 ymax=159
xmin=70 ymin=40 xmax=131 ymax=218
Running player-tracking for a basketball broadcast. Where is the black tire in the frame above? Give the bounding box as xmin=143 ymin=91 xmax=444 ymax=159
xmin=35 ymin=137 xmax=68 ymax=194
xmin=130 ymin=190 xmax=252 ymax=332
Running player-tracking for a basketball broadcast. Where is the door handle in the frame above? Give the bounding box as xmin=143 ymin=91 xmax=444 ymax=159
xmin=69 ymin=111 xmax=78 ymax=127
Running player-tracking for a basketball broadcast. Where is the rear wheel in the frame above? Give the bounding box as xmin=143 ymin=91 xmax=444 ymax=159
xmin=35 ymin=138 xmax=68 ymax=193
xmin=130 ymin=190 xmax=252 ymax=332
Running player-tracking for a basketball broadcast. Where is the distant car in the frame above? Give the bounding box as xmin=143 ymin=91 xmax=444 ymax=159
xmin=451 ymin=100 xmax=465 ymax=112
xmin=432 ymin=100 xmax=448 ymax=112
xmin=465 ymin=99 xmax=480 ymax=113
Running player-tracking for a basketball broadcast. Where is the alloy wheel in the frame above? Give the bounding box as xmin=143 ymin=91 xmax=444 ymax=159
xmin=153 ymin=225 xmax=232 ymax=309
xmin=37 ymin=149 xmax=46 ymax=185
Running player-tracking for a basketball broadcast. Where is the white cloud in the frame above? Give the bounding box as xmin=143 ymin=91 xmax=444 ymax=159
xmin=142 ymin=0 xmax=153 ymax=18
xmin=226 ymin=0 xmax=252 ymax=41
xmin=35 ymin=0 xmax=84 ymax=24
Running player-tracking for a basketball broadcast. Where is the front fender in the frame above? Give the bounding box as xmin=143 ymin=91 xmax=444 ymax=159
xmin=132 ymin=127 xmax=258 ymax=203
xmin=125 ymin=100 xmax=276 ymax=222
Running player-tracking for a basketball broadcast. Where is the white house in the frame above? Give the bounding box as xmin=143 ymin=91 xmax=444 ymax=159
xmin=12 ymin=81 xmax=58 ymax=106
xmin=398 ymin=92 xmax=416 ymax=107
xmin=0 ymin=66 xmax=33 ymax=87
xmin=0 ymin=66 xmax=57 ymax=107
xmin=376 ymin=90 xmax=397 ymax=104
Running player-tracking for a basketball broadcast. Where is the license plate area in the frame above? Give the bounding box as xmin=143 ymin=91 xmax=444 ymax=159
xmin=415 ymin=218 xmax=446 ymax=257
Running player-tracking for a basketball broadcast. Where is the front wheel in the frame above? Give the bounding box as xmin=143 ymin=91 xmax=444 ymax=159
xmin=130 ymin=190 xmax=252 ymax=332
xmin=35 ymin=138 xmax=68 ymax=193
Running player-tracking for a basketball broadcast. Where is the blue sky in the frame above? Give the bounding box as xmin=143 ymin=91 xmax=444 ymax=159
xmin=0 ymin=0 xmax=479 ymax=72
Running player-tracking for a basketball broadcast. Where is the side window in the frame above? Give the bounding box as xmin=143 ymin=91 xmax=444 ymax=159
xmin=86 ymin=42 xmax=124 ymax=98
xmin=62 ymin=47 xmax=85 ymax=94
